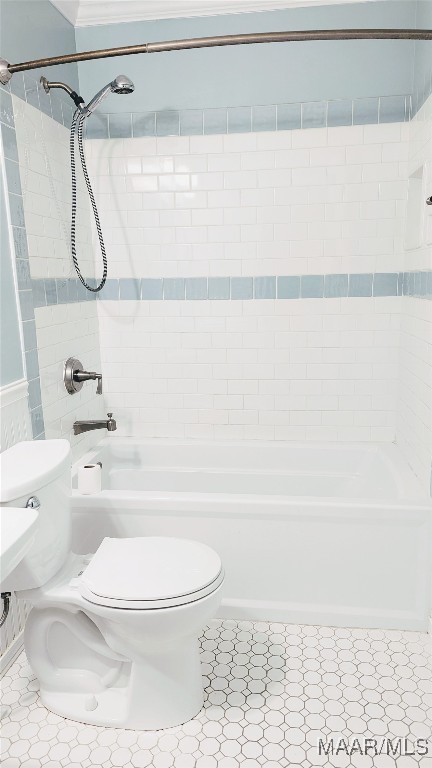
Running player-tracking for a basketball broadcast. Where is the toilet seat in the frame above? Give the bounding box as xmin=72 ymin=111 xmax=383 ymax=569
xmin=79 ymin=536 xmax=224 ymax=610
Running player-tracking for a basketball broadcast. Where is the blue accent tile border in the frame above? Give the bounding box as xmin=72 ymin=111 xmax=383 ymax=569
xmin=2 ymin=75 xmax=414 ymax=136
xmin=31 ymin=271 xmax=432 ymax=305
xmin=82 ymin=94 xmax=413 ymax=140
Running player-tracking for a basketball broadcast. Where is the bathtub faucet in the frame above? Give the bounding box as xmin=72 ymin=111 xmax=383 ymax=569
xmin=73 ymin=413 xmax=117 ymax=436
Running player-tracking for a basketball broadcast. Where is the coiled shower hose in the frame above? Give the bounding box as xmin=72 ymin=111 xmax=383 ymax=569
xmin=70 ymin=109 xmax=107 ymax=292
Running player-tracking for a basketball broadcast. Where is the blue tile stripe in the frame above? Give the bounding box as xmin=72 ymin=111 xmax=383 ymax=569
xmin=1 ymin=76 xmax=415 ymax=135
xmin=31 ymin=272 xmax=432 ymax=304
xmin=85 ymin=95 xmax=413 ymax=140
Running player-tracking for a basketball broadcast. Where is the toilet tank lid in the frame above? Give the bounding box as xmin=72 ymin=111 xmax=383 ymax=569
xmin=0 ymin=439 xmax=71 ymax=502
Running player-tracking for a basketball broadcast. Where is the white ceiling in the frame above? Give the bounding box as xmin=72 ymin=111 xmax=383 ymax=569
xmin=50 ymin=0 xmax=389 ymax=28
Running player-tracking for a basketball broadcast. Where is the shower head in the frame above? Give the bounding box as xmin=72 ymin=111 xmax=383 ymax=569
xmin=111 ymin=75 xmax=134 ymax=94
xmin=84 ymin=75 xmax=135 ymax=115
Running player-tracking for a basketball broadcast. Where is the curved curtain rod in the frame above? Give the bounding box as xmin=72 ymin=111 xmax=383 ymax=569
xmin=1 ymin=28 xmax=431 ymax=81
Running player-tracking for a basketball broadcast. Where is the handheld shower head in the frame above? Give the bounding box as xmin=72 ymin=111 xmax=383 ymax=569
xmin=111 ymin=75 xmax=134 ymax=94
xmin=84 ymin=75 xmax=135 ymax=115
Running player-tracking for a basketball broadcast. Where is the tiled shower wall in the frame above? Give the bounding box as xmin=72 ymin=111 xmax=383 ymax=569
xmin=12 ymin=92 xmax=106 ymax=462
xmin=397 ymin=94 xmax=432 ymax=490
xmin=89 ymin=122 xmax=409 ymax=442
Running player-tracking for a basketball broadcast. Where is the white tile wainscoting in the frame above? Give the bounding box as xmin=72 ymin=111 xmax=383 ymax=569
xmin=0 ymin=381 xmax=32 ymax=671
xmin=1 ymin=618 xmax=431 ymax=768
xmin=0 ymin=380 xmax=31 ymax=453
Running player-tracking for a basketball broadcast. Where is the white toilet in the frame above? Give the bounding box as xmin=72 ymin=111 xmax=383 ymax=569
xmin=0 ymin=439 xmax=224 ymax=730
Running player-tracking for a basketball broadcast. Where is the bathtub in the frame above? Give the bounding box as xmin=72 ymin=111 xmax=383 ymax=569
xmin=71 ymin=439 xmax=431 ymax=631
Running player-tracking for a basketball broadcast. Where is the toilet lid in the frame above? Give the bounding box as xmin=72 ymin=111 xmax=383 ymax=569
xmin=79 ymin=537 xmax=223 ymax=605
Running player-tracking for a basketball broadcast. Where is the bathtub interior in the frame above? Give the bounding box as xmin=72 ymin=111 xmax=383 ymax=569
xmin=72 ymin=438 xmax=425 ymax=500
xmin=70 ymin=438 xmax=431 ymax=630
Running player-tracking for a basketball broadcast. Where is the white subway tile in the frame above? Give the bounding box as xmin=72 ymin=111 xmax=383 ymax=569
xmin=241 ymin=151 xmax=275 ymax=170
xmin=274 ymin=148 xmax=310 ymax=168
xmin=292 ymin=167 xmax=327 ymax=186
xmin=208 ymin=189 xmax=241 ymax=208
xmin=310 ymin=146 xmax=346 ymax=166
xmin=208 ymin=225 xmax=241 ymax=243
xmin=256 ymin=132 xmax=292 ymax=150
xmin=258 ymin=169 xmax=292 ymax=187
xmin=159 ymin=174 xmax=190 ymax=191
xmin=156 ymin=136 xmax=190 ymax=155
xmin=208 ymin=153 xmax=241 ymax=172
xmin=241 ymin=224 xmax=273 ymax=242
xmin=241 ymin=188 xmax=275 ymax=206
xmin=292 ymin=127 xmax=328 ymax=148
xmin=224 ymin=170 xmax=258 ymax=189
xmin=191 ymin=172 xmax=224 ymax=190
xmin=175 ymin=155 xmax=207 ymax=173
xmin=190 ymin=135 xmax=224 ymax=154
xmin=175 ymin=191 xmax=207 ymax=208
xmin=346 ymin=144 xmax=382 ymax=164
xmin=223 ymin=133 xmax=257 ymax=153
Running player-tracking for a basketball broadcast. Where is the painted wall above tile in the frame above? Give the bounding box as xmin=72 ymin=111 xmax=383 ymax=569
xmin=0 ymin=0 xmax=79 ymax=93
xmin=75 ymin=1 xmax=421 ymax=114
xmin=2 ymin=1 xmax=431 ymax=131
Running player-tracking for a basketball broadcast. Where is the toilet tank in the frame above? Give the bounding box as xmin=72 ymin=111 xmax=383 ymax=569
xmin=0 ymin=439 xmax=71 ymax=592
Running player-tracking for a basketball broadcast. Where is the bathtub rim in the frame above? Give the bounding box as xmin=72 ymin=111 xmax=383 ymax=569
xmin=71 ymin=436 xmax=431 ymax=507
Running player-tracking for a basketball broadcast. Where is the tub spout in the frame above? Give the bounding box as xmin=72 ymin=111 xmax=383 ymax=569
xmin=73 ymin=413 xmax=116 ymax=436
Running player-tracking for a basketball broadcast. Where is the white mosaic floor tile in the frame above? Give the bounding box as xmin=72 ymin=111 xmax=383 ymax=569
xmin=0 ymin=619 xmax=431 ymax=767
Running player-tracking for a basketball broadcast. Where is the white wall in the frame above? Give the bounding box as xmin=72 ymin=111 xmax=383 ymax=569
xmin=88 ymin=123 xmax=408 ymax=441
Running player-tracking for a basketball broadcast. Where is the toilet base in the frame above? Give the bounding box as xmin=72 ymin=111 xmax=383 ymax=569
xmin=39 ymin=638 xmax=204 ymax=730
xmin=21 ymin=553 xmax=223 ymax=730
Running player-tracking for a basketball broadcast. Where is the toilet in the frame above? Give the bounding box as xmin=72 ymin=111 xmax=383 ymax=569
xmin=0 ymin=439 xmax=224 ymax=730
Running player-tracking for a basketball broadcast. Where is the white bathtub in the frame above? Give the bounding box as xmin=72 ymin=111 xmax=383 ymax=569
xmin=71 ymin=439 xmax=431 ymax=631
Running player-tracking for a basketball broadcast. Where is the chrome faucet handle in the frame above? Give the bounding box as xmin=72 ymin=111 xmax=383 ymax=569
xmin=74 ymin=370 xmax=102 ymax=395
xmin=64 ymin=357 xmax=102 ymax=395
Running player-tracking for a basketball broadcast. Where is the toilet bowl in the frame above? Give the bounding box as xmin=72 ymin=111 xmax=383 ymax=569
xmin=0 ymin=440 xmax=224 ymax=730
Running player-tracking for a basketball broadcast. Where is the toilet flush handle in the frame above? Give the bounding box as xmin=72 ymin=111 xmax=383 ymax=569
xmin=26 ymin=496 xmax=41 ymax=510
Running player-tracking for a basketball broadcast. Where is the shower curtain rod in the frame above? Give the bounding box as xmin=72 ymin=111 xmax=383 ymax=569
xmin=0 ymin=28 xmax=431 ymax=83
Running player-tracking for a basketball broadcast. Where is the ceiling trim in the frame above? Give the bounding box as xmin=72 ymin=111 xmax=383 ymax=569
xmin=50 ymin=0 xmax=390 ymax=29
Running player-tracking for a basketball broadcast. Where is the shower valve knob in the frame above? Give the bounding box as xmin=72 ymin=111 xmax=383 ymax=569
xmin=64 ymin=357 xmax=103 ymax=395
